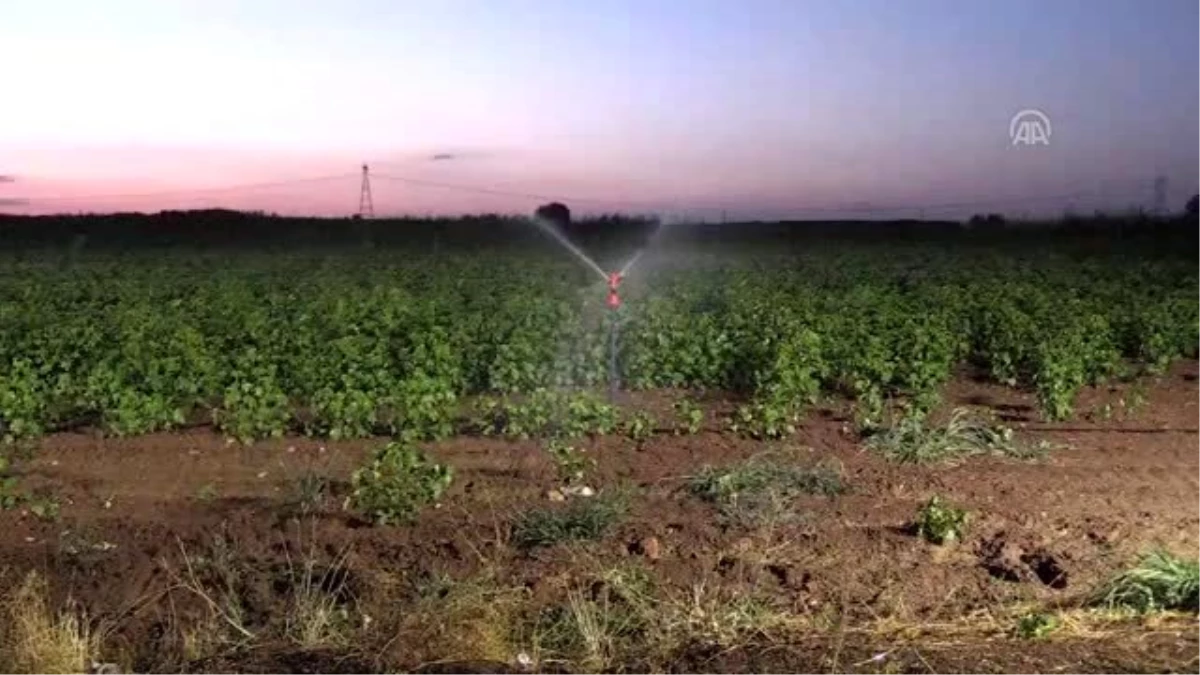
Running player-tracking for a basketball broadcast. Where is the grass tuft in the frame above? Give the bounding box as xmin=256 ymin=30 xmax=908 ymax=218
xmin=0 ymin=571 xmax=103 ymax=674
xmin=865 ymin=408 xmax=1040 ymax=464
xmin=394 ymin=572 xmax=528 ymax=668
xmin=1090 ymin=549 xmax=1199 ymax=613
xmin=283 ymin=540 xmax=353 ymax=650
xmin=688 ymin=455 xmax=845 ymax=527
xmin=512 ymin=493 xmax=628 ymax=550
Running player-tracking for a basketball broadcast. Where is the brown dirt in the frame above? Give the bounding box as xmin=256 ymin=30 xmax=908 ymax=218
xmin=0 ymin=362 xmax=1196 ymax=673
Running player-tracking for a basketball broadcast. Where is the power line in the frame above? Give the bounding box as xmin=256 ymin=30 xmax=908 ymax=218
xmin=374 ymin=171 xmax=1152 ymax=218
xmin=23 ymin=173 xmax=358 ymax=205
xmin=371 ymin=172 xmax=678 ymax=211
xmin=11 ymin=165 xmax=1158 ymax=220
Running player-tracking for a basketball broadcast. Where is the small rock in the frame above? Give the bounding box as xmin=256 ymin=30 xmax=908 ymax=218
xmin=547 ymin=489 xmax=566 ymax=502
xmin=562 ymin=485 xmax=595 ymax=498
xmin=256 ymin=471 xmax=268 ymax=479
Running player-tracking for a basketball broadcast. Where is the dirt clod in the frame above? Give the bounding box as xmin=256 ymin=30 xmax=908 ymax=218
xmin=639 ymin=536 xmax=661 ymax=561
xmin=979 ymin=533 xmax=1070 ymax=588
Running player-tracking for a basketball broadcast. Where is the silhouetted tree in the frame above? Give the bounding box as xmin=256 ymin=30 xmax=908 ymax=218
xmin=534 ymin=202 xmax=571 ymax=227
xmin=967 ymin=212 xmax=1006 ymax=227
xmin=1186 ymin=194 xmax=1198 ymax=217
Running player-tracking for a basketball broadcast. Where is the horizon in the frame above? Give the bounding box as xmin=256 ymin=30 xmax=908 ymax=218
xmin=1 ymin=0 xmax=1197 ymax=220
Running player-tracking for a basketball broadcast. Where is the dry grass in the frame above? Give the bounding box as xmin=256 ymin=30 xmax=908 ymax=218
xmin=158 ymin=524 xmax=362 ymax=668
xmin=387 ymin=571 xmax=530 ymax=670
xmin=0 ymin=571 xmax=104 ymax=674
xmin=521 ymin=561 xmax=802 ymax=672
xmin=162 ymin=536 xmax=255 ymax=649
xmin=507 ymin=555 xmax=1200 ymax=674
xmin=282 ymin=533 xmax=354 ymax=650
xmin=688 ymin=453 xmax=846 ymax=528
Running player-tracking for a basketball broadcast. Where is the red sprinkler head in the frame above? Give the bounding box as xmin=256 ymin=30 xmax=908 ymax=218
xmin=607 ymin=271 xmax=623 ymax=309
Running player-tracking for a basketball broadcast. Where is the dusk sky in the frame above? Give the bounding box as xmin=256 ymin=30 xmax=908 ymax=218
xmin=1 ymin=0 xmax=1196 ymax=219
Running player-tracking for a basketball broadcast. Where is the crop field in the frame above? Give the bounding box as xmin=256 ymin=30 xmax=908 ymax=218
xmin=0 ymin=224 xmax=1197 ymax=672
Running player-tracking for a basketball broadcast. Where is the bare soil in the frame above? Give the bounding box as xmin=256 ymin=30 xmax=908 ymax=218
xmin=0 ymin=363 xmax=1196 ymax=673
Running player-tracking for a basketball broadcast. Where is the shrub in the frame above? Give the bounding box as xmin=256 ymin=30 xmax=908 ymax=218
xmin=350 ymin=441 xmax=453 ymax=525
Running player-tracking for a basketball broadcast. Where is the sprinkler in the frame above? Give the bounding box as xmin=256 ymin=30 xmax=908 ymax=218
xmin=606 ymin=271 xmax=623 ymax=309
xmin=606 ymin=271 xmax=624 ymax=400
xmin=524 ymin=214 xmax=668 ymax=401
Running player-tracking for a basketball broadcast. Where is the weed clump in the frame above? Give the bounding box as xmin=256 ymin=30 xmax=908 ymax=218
xmin=866 ymin=408 xmax=1041 ymax=464
xmin=688 ymin=455 xmax=845 ymax=528
xmin=1090 ymin=549 xmax=1199 ymax=613
xmin=1013 ymin=611 xmax=1059 ymax=639
xmin=512 ymin=493 xmax=627 ymax=550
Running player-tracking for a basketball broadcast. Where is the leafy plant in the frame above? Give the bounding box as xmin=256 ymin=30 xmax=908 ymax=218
xmin=622 ymin=411 xmax=656 ymax=448
xmin=479 ymin=390 xmax=615 ymax=440
xmin=546 ymin=437 xmax=593 ymax=485
xmin=914 ymin=495 xmax=968 ymax=545
xmin=728 ymin=400 xmax=798 ymax=440
xmin=672 ymin=398 xmax=703 ymax=435
xmin=0 ymin=454 xmax=23 ymax=510
xmin=26 ymin=493 xmax=60 ymax=522
xmin=349 ymin=440 xmax=453 ymax=525
xmin=1014 ymin=611 xmax=1059 ymax=639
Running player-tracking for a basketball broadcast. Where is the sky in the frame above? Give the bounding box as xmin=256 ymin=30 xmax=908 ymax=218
xmin=0 ymin=0 xmax=1196 ymax=219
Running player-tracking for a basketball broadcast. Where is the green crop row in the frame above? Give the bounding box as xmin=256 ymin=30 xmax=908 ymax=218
xmin=0 ymin=246 xmax=1194 ymax=442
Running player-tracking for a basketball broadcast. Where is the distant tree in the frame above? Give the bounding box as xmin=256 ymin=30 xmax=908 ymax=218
xmin=967 ymin=212 xmax=1006 ymax=227
xmin=1186 ymin=194 xmax=1198 ymax=217
xmin=534 ymin=202 xmax=571 ymax=227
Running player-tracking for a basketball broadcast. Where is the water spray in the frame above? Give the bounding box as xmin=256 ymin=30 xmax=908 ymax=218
xmin=529 ymin=216 xmax=609 ymax=283
xmin=526 ymin=215 xmax=667 ymax=401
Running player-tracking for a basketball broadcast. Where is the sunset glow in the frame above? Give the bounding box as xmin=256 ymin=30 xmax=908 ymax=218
xmin=1 ymin=0 xmax=1196 ymax=219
